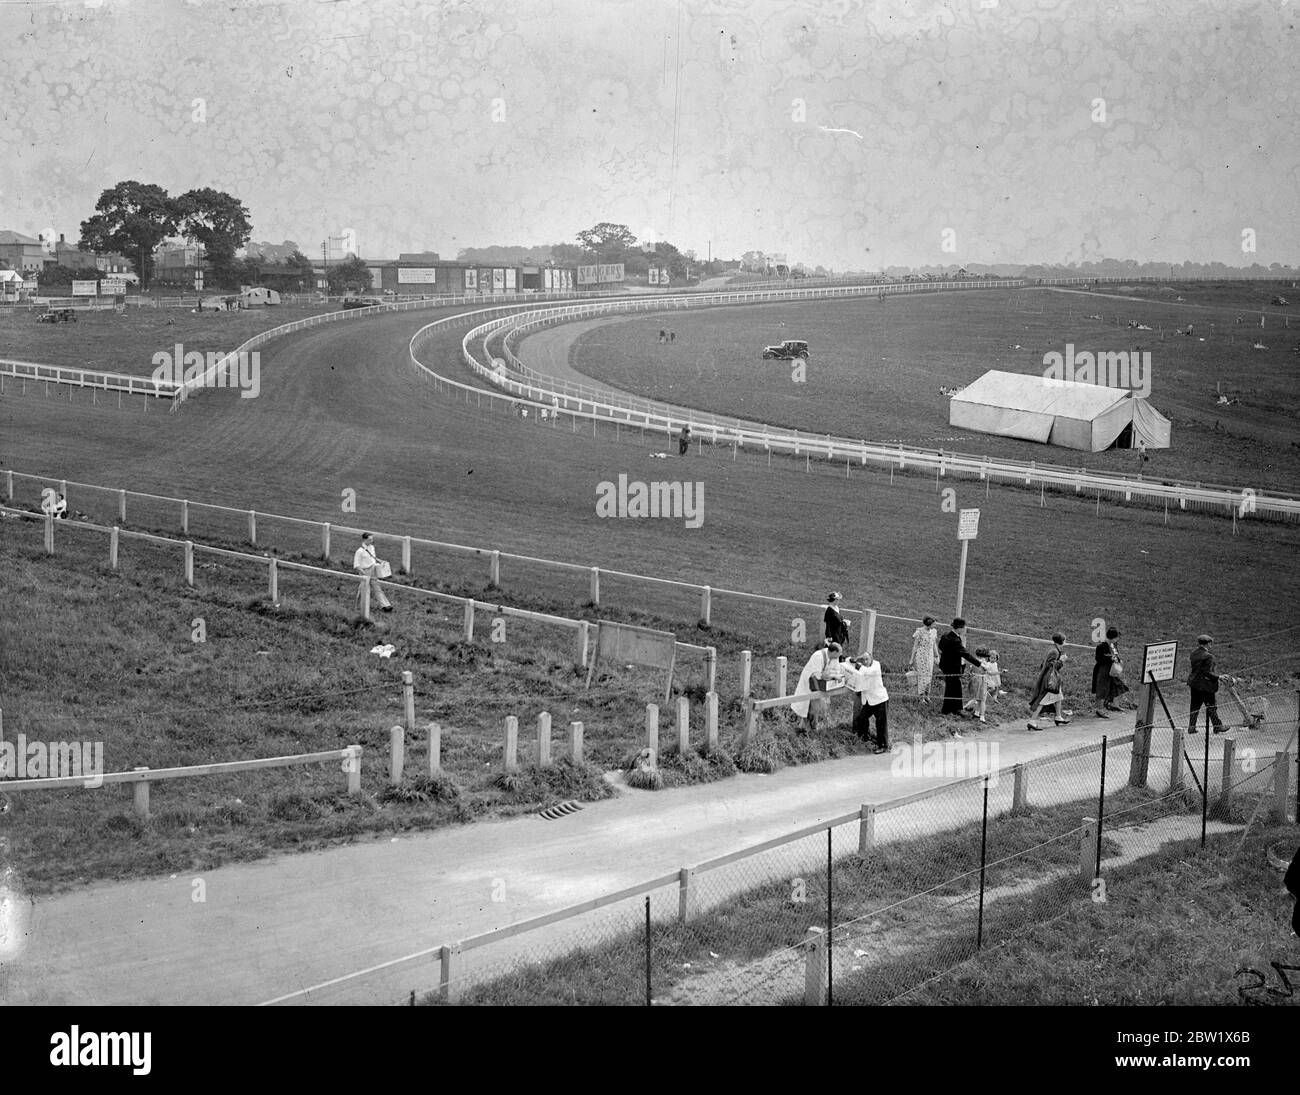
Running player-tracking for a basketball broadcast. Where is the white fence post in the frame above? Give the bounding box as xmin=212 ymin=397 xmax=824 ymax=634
xmin=803 ymin=926 xmax=827 ymax=1006
xmin=184 ymin=541 xmax=194 ymax=586
xmin=132 ymin=767 xmax=150 ymax=820
xmin=705 ymin=692 xmax=718 ymax=754
xmin=268 ymin=557 xmax=278 ymax=602
xmin=181 ymin=499 xmax=189 ymax=534
xmin=645 ymin=703 xmax=659 ymax=767
xmin=537 ymin=712 xmax=552 ymax=766
xmin=489 ymin=550 xmax=500 ymax=587
xmin=428 ymin=722 xmax=442 ymax=777
xmin=575 ymin=620 xmax=590 ymax=667
xmin=589 ymin=566 xmax=600 ymax=605
xmin=700 ymin=585 xmax=711 ymax=625
xmin=345 ymin=745 xmax=362 ymax=794
xmin=402 ymin=670 xmax=415 ymax=731
xmin=118 ymin=489 xmax=126 ymax=522
xmin=389 ymin=725 xmax=405 ymax=785
xmin=360 ymin=575 xmax=371 ymax=621
xmin=43 ymin=513 xmax=54 ymax=555
xmin=569 ymin=720 xmax=584 ymax=764
xmin=248 ymin=509 xmax=257 ymax=545
xmin=777 ymin=655 xmax=788 ymax=697
xmin=677 ymin=696 xmax=690 ymax=754
xmin=858 ymin=804 xmax=877 ymax=853
xmin=401 ymin=535 xmax=411 ymax=575
xmin=463 ymin=599 xmax=475 ymax=641
xmin=109 ymin=526 xmax=119 ymax=570
xmin=740 ymin=650 xmax=752 ymax=699
xmin=321 ymin=522 xmax=331 ymax=560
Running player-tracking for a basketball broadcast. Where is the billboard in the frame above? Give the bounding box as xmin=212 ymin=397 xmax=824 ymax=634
xmin=71 ymin=280 xmax=98 ymax=296
xmin=492 ymin=268 xmax=505 ymax=289
xmin=505 ymin=268 xmax=517 ymax=290
xmin=397 ymin=267 xmax=437 ymax=284
xmin=563 ymin=269 xmax=572 ymax=290
xmin=543 ymin=268 xmax=553 ymax=290
xmin=577 ymin=263 xmax=625 ymax=286
xmin=101 ymin=278 xmax=127 ymax=296
xmin=464 ymin=268 xmax=478 ymax=290
xmin=648 ymin=267 xmax=659 ymax=285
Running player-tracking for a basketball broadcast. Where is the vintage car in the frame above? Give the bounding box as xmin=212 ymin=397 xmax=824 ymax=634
xmin=761 ymin=339 xmax=810 ymax=360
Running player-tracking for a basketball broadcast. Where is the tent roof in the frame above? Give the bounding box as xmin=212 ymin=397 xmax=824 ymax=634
xmin=952 ymin=370 xmax=1132 ymax=418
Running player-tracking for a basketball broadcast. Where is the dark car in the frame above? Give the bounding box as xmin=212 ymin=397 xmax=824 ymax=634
xmin=761 ymin=339 xmax=810 ymax=360
xmin=342 ymin=296 xmax=384 ymax=310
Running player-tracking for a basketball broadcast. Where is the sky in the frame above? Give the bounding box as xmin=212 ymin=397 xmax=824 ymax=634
xmin=1 ymin=0 xmax=1297 ymax=270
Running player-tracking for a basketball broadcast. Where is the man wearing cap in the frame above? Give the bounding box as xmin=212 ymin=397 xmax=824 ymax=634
xmin=1187 ymin=634 xmax=1225 ymax=734
xmin=823 ymin=592 xmax=851 ymax=647
xmin=353 ymin=532 xmax=393 ymax=614
xmin=937 ymin=618 xmax=983 ymax=723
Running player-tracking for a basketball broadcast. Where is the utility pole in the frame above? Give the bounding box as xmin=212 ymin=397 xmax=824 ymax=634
xmin=321 ymin=240 xmax=328 ymax=295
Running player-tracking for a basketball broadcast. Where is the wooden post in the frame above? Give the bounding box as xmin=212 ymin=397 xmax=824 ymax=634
xmin=132 ymin=767 xmax=150 ymax=820
xmin=402 ymin=670 xmax=415 ymax=732
xmin=1169 ymin=719 xmax=1185 ymax=792
xmin=184 ymin=541 xmax=194 ymax=586
xmin=537 ymin=711 xmax=552 ymax=767
xmin=359 ymin=575 xmax=371 ymax=620
xmin=740 ymin=650 xmax=752 ymax=699
xmin=428 ymin=722 xmax=442 ymax=776
xmin=401 ymin=535 xmax=412 ymax=575
xmin=109 ymin=526 xmax=119 ymax=570
xmin=345 ymin=745 xmax=362 ymax=794
xmin=645 ymin=703 xmax=659 ymax=767
xmin=861 ymin=608 xmax=876 ymax=656
xmin=1128 ymin=683 xmax=1155 ymax=788
xmin=1013 ymin=763 xmax=1028 ymax=811
xmin=803 ymin=926 xmax=827 ymax=1006
xmin=705 ymin=692 xmax=718 ymax=754
xmin=1219 ymin=735 xmax=1236 ymax=815
xmin=118 ymin=488 xmax=126 ymax=522
xmin=677 ymin=867 xmax=693 ymax=923
xmin=389 ymin=725 xmax=405 ymax=785
xmin=569 ymin=721 xmax=584 ymax=764
xmin=440 ymin=944 xmax=460 ymax=1004
xmin=1273 ymin=751 xmax=1291 ymax=823
xmin=267 ymin=558 xmax=278 ymax=603
xmin=463 ymin=599 xmax=475 ymax=641
xmin=503 ymin=716 xmax=519 ymax=772
xmin=489 ymin=550 xmax=500 ymax=587
xmin=741 ymin=698 xmax=757 ymax=747
xmin=858 ymin=803 xmax=876 ymax=853
xmin=776 ymin=655 xmax=788 ymax=697
xmin=700 ymin=585 xmax=711 ymax=625
xmin=1080 ymin=817 xmax=1097 ymax=881
xmin=180 ymin=499 xmax=189 ymax=534
xmin=321 ymin=522 xmax=331 ymax=560
xmin=4 ymin=470 xmax=11 ymax=500
xmin=706 ymin=647 xmax=717 ymax=693
xmin=676 ymin=696 xmax=689 ymax=754
xmin=248 ymin=509 xmax=257 ymax=545
xmin=574 ymin=620 xmax=590 ymax=667
xmin=43 ymin=513 xmax=54 ymax=555
xmin=589 ymin=566 xmax=600 ymax=605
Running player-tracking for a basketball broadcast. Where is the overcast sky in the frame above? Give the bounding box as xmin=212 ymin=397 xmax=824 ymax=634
xmin=1 ymin=0 xmax=1297 ymax=269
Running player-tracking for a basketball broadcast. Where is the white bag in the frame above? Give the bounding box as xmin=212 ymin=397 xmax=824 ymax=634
xmin=376 ymin=560 xmax=392 ymax=579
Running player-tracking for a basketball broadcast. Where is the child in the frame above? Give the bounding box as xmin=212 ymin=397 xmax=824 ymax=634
xmin=963 ymin=648 xmax=1001 ymax=723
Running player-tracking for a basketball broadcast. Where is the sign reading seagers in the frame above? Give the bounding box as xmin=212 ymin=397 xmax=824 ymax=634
xmin=1141 ymin=641 xmax=1178 ymax=683
xmin=585 ymin=620 xmax=677 ymax=702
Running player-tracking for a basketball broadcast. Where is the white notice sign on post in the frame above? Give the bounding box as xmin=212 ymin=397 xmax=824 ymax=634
xmin=1141 ymin=641 xmax=1178 ymax=683
xmin=957 ymin=508 xmax=980 ymax=540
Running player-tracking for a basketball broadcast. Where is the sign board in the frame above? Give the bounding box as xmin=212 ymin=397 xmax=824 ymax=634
xmin=71 ymin=280 xmax=98 ymax=296
xmin=957 ymin=508 xmax=980 ymax=540
xmin=492 ymin=268 xmax=505 ymax=290
xmin=584 ymin=620 xmax=678 ymax=702
xmin=505 ymin=268 xmax=517 ymax=290
xmin=397 ymin=267 xmax=437 ymax=284
xmin=648 ymin=267 xmax=659 ymax=285
xmin=101 ymin=278 xmax=126 ymax=296
xmin=659 ymin=269 xmax=670 ymax=286
xmin=1140 ymin=641 xmax=1178 ymax=684
xmin=464 ymin=269 xmax=478 ymax=290
xmin=577 ymin=263 xmax=625 ymax=286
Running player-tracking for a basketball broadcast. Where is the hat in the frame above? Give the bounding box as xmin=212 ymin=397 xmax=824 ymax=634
xmin=1197 ymin=634 xmax=1213 ymax=644
xmin=1106 ymin=627 xmax=1120 ymax=639
xmin=361 ymin=532 xmax=374 ymax=541
xmin=826 ymin=641 xmax=842 ymax=653
xmin=922 ymin=615 xmax=935 ymax=626
xmin=827 ymin=591 xmax=841 ymax=602
xmin=952 ymin=617 xmax=966 ymax=629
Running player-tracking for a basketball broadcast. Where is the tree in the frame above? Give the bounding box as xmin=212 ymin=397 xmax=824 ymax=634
xmin=549 ymin=242 xmax=587 ymax=265
xmin=286 ymin=249 xmax=315 ymax=287
xmin=575 ymin=222 xmax=636 ymax=262
xmin=173 ymin=188 xmax=252 ymax=287
xmin=327 ymin=255 xmax=372 ymax=293
xmin=79 ymin=181 xmax=177 ymax=289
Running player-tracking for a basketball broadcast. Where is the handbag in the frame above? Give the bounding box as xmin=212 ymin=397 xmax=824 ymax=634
xmin=1109 ymin=660 xmax=1124 ymax=679
xmin=376 ymin=560 xmax=392 ymax=579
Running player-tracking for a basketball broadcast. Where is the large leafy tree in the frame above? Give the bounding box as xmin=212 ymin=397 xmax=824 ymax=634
xmin=173 ymin=188 xmax=252 ymax=287
xmin=326 ymin=255 xmax=372 ymax=293
xmin=78 ymin=181 xmax=177 ymax=288
xmin=575 ymin=222 xmax=636 ymax=262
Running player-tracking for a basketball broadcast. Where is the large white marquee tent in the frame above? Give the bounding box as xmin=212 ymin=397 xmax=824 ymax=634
xmin=949 ymin=370 xmax=1171 ymax=452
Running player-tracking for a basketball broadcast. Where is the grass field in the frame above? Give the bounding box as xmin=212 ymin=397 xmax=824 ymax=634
xmin=568 ymin=284 xmax=1300 ymax=490
xmin=3 ymin=290 xmax=1298 ymax=893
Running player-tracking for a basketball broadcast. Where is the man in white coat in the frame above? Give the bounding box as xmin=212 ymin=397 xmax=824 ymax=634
xmin=840 ymin=652 xmax=890 ymax=753
xmin=792 ymin=642 xmax=843 ymax=733
xmin=353 ymin=532 xmax=393 ymax=613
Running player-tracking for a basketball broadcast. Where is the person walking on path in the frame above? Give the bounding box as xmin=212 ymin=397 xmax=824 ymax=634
xmin=1027 ymin=633 xmax=1070 ymax=731
xmin=1092 ymin=626 xmax=1129 ymax=718
xmin=678 ymin=424 xmax=692 ymax=456
xmin=792 ymin=642 xmax=842 ymax=734
xmin=938 ymin=618 xmax=982 ymax=725
xmin=353 ymin=532 xmax=393 ymax=613
xmin=1187 ymin=634 xmax=1226 ymax=734
xmin=823 ymin=592 xmax=851 ymax=648
xmin=841 ymin=651 xmax=890 ymax=753
xmin=908 ymin=615 xmax=939 ymax=700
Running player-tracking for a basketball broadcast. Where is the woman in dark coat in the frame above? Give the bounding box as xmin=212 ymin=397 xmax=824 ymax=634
xmin=1092 ymin=626 xmax=1129 ymax=718
xmin=1028 ymin=633 xmax=1070 ymax=731
xmin=823 ymin=592 xmax=850 ymax=647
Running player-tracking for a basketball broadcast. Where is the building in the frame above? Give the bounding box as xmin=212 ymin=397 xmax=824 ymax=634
xmin=364 ymin=257 xmax=579 ymax=295
xmin=52 ymin=234 xmax=100 ymax=271
xmin=0 ymin=231 xmax=47 ymax=273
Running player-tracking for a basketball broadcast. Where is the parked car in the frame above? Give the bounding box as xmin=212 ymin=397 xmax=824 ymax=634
xmin=1271 ymin=296 xmax=1289 ymax=306
xmin=342 ymin=296 xmax=385 ymax=309
xmin=761 ymin=339 xmax=810 ymax=360
xmin=200 ymin=295 xmax=240 ymax=311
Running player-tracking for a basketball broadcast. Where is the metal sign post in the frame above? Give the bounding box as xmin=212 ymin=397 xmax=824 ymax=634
xmin=955 ymin=508 xmax=980 ymax=617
